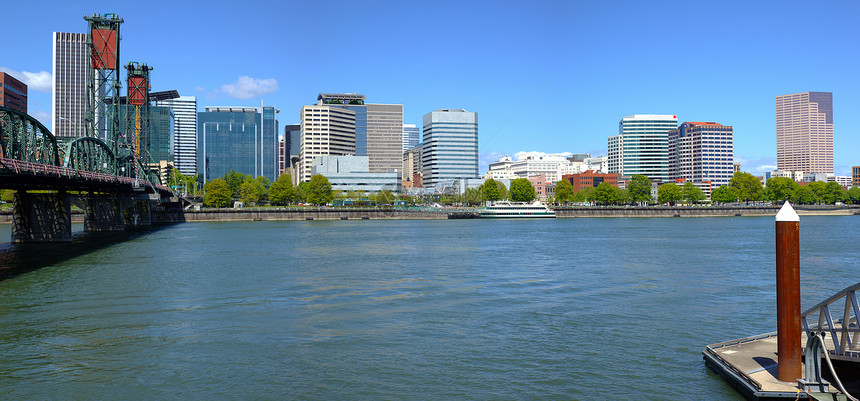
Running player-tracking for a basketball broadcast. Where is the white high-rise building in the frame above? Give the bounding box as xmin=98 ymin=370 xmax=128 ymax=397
xmin=402 ymin=123 xmax=419 ymax=151
xmin=421 ymin=109 xmax=478 ymax=187
xmin=298 ymin=105 xmax=356 ymax=182
xmin=668 ymin=121 xmax=734 ymax=189
xmin=608 ymin=114 xmax=677 ymax=182
xmin=776 ymin=92 xmax=833 ymax=174
xmin=52 ymin=32 xmax=88 ymax=137
xmin=156 ymin=96 xmax=198 ymax=176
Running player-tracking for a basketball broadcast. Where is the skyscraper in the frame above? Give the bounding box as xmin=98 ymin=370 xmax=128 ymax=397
xmin=402 ymin=123 xmax=419 ymax=151
xmin=52 ymin=32 xmax=88 ymax=137
xmin=668 ymin=122 xmax=734 ymax=189
xmin=156 ymin=96 xmax=197 ymax=176
xmin=299 ymin=105 xmax=355 ymax=182
xmin=0 ymin=72 xmax=27 ymax=113
xmin=421 ymin=109 xmax=479 ymax=187
xmin=607 ymin=114 xmax=677 ymax=182
xmin=776 ymin=92 xmax=833 ymax=174
xmin=312 ymin=94 xmax=403 ymax=174
xmin=279 ymin=124 xmax=300 ymax=178
xmin=198 ymin=106 xmax=279 ymax=183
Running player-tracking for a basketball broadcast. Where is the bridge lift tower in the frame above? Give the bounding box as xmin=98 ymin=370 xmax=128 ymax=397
xmin=126 ymin=62 xmax=152 ymax=180
xmin=84 ymin=13 xmax=123 ymax=154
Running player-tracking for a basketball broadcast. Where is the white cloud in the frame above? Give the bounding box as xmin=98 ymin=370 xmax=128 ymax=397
xmin=220 ymin=76 xmax=278 ymax=99
xmin=0 ymin=66 xmax=52 ymax=93
xmin=513 ymin=151 xmax=573 ymax=161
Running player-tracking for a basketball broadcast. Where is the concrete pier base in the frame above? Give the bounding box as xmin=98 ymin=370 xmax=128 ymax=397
xmin=123 ymin=200 xmax=151 ymax=229
xmin=11 ymin=191 xmax=72 ymax=243
xmin=84 ymin=196 xmax=125 ymax=232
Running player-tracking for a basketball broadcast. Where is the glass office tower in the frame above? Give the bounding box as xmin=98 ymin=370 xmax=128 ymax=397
xmin=198 ymin=106 xmax=279 ymax=183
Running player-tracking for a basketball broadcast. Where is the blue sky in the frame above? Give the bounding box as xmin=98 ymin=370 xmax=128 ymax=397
xmin=3 ymin=0 xmax=859 ymax=175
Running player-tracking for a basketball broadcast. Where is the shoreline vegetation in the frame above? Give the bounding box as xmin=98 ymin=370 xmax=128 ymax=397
xmin=3 ymin=205 xmax=856 ymax=224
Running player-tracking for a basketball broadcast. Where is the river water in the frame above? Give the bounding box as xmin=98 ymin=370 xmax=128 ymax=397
xmin=0 ymin=216 xmax=858 ymax=400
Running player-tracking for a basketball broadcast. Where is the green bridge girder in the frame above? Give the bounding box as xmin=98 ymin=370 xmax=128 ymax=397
xmin=0 ymin=106 xmax=163 ymax=187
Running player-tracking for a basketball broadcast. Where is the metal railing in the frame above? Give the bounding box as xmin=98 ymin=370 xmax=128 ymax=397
xmin=1 ymin=157 xmax=172 ymax=194
xmin=801 ymin=282 xmax=860 ymax=362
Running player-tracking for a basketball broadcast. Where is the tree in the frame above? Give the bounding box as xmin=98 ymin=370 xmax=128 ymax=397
xmin=657 ymin=183 xmax=682 ymax=205
xmin=480 ymin=178 xmax=501 ymax=202
xmin=821 ymin=182 xmax=845 ymax=204
xmin=846 ymin=187 xmax=860 ymax=205
xmin=306 ymin=174 xmax=333 ymax=205
xmin=628 ymin=175 xmax=653 ymax=205
xmin=496 ymin=180 xmax=508 ymax=200
xmin=224 ymin=169 xmax=246 ymax=198
xmin=791 ymin=185 xmax=817 ymax=205
xmin=729 ymin=172 xmax=763 ymax=203
xmin=239 ymin=176 xmax=268 ymax=206
xmin=592 ymin=182 xmax=618 ymax=205
xmin=296 ymin=182 xmax=309 ymax=203
xmin=269 ymin=174 xmax=296 ymax=205
xmin=509 ymin=178 xmax=536 ymax=202
xmin=764 ymin=177 xmax=798 ymax=203
xmin=681 ymin=181 xmax=706 ymax=204
xmin=203 ymin=178 xmax=232 ymax=208
xmin=573 ymin=186 xmax=595 ymax=203
xmin=554 ymin=179 xmax=575 ymax=204
xmin=462 ymin=188 xmax=482 ymax=206
xmin=711 ymin=185 xmax=736 ymax=204
xmin=374 ymin=190 xmax=394 ymax=205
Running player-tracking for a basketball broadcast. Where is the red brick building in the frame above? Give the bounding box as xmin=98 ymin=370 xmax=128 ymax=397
xmin=0 ymin=72 xmax=28 ymax=113
xmin=562 ymin=170 xmax=619 ymax=192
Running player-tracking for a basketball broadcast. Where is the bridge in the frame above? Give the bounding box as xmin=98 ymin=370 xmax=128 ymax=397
xmin=1 ymin=107 xmax=182 ymax=243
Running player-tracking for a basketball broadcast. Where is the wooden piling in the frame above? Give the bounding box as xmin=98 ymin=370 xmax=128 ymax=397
xmin=775 ymin=201 xmax=801 ymax=382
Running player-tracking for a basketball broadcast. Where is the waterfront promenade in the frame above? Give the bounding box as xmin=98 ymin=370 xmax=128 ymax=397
xmin=1 ymin=204 xmax=857 ymax=224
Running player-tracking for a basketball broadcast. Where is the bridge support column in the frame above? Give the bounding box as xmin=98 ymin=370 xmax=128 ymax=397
xmin=84 ymin=196 xmax=125 ymax=232
xmin=123 ymin=200 xmax=152 ymax=229
xmin=11 ymin=191 xmax=72 ymax=243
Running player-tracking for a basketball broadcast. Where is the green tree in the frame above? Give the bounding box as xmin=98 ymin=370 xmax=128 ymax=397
xmin=821 ymin=182 xmax=845 ymax=204
xmin=791 ymin=185 xmax=817 ymax=205
xmin=681 ymin=181 xmax=706 ymax=204
xmin=480 ymin=178 xmax=501 ymax=202
xmin=729 ymin=172 xmax=763 ymax=203
xmin=306 ymin=174 xmax=333 ymax=205
xmin=374 ymin=190 xmax=394 ymax=205
xmin=711 ymin=185 xmax=736 ymax=204
xmin=496 ymin=180 xmax=508 ymax=200
xmin=628 ymin=175 xmax=653 ymax=205
xmin=592 ymin=182 xmax=619 ymax=205
xmin=509 ymin=178 xmax=536 ymax=202
xmin=657 ymin=183 xmax=682 ymax=205
xmin=269 ymin=174 xmax=296 ymax=205
xmin=764 ymin=177 xmax=798 ymax=203
xmin=203 ymin=178 xmax=232 ymax=208
xmin=846 ymin=187 xmax=860 ymax=205
xmin=224 ymin=169 xmax=246 ymax=198
xmin=807 ymin=181 xmax=827 ymax=204
xmin=296 ymin=182 xmax=309 ymax=203
xmin=240 ymin=181 xmax=260 ymax=205
xmin=554 ymin=179 xmax=575 ymax=204
xmin=462 ymin=188 xmax=482 ymax=206
xmin=1 ymin=189 xmax=14 ymax=203
xmin=573 ymin=186 xmax=595 ymax=203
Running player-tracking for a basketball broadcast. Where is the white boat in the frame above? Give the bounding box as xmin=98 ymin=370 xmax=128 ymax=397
xmin=478 ymin=201 xmax=556 ymax=218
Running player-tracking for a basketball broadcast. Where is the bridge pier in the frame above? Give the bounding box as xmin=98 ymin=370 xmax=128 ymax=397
xmin=83 ymin=196 xmax=125 ymax=232
xmin=11 ymin=191 xmax=72 ymax=243
xmin=123 ymin=200 xmax=152 ymax=229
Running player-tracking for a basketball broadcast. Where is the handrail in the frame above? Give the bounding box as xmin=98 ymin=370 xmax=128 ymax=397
xmin=801 ymin=282 xmax=860 ymax=360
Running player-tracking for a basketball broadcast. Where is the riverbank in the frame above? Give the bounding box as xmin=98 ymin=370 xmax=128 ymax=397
xmin=2 ymin=205 xmax=857 ymax=224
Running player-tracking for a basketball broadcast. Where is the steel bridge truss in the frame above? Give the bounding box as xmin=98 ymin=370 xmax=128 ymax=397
xmin=0 ymin=106 xmax=60 ymax=166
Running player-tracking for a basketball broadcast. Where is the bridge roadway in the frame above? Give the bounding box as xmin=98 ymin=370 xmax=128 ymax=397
xmin=1 ymin=159 xmax=183 ymax=244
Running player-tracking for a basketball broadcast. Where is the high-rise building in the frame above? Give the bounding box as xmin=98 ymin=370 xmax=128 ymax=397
xmin=853 ymin=166 xmax=859 ymax=188
xmin=403 ymin=123 xmax=419 ymax=151
xmin=198 ymin=106 xmax=279 ymax=183
xmin=421 ymin=109 xmax=479 ymax=187
xmin=52 ymin=32 xmax=88 ymax=137
xmin=279 ymin=124 xmax=300 ymax=178
xmin=313 ymin=94 xmax=403 ymax=174
xmin=0 ymin=72 xmax=28 ymax=113
xmin=668 ymin=121 xmax=734 ymax=189
xmin=776 ymin=92 xmax=833 ymax=174
xmin=156 ymin=96 xmax=197 ymax=176
xmin=299 ymin=105 xmax=355 ymax=182
xmin=608 ymin=114 xmax=677 ymax=182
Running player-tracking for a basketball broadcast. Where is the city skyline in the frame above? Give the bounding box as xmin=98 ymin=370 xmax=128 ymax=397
xmin=2 ymin=1 xmax=859 ymax=176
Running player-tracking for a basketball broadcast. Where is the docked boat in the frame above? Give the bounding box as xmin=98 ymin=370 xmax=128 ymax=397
xmin=478 ymin=201 xmax=556 ymax=218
